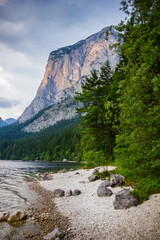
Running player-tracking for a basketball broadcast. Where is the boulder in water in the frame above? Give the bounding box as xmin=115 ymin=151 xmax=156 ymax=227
xmin=7 ymin=210 xmax=27 ymax=222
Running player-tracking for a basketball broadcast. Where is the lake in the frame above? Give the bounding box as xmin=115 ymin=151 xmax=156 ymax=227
xmin=0 ymin=160 xmax=81 ymax=239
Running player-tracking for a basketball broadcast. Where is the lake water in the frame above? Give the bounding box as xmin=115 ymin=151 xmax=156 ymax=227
xmin=0 ymin=160 xmax=81 ymax=212
xmin=0 ymin=160 xmax=81 ymax=239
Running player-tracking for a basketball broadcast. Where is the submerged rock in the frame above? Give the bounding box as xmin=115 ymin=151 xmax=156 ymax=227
xmin=113 ymin=189 xmax=138 ymax=209
xmin=7 ymin=210 xmax=27 ymax=222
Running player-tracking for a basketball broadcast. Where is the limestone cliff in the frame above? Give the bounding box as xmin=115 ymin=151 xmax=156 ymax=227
xmin=19 ymin=27 xmax=118 ymax=132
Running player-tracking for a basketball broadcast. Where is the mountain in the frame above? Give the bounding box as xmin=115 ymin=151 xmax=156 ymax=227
xmin=18 ymin=27 xmax=119 ymax=132
xmin=5 ymin=118 xmax=17 ymax=125
xmin=0 ymin=118 xmax=16 ymax=128
xmin=0 ymin=118 xmax=7 ymax=127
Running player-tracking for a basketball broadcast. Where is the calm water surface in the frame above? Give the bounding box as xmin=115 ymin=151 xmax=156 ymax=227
xmin=0 ymin=160 xmax=80 ymax=212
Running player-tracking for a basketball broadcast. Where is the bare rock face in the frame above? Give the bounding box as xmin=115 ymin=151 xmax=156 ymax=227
xmin=18 ymin=27 xmax=118 ymax=132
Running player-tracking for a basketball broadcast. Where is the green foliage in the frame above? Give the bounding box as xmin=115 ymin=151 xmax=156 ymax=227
xmin=113 ymin=0 xmax=160 ymax=199
xmin=75 ymin=61 xmax=120 ymax=164
xmin=131 ymin=177 xmax=160 ymax=203
xmin=94 ymin=170 xmax=109 ymax=179
xmin=83 ymin=150 xmax=106 ymax=168
xmin=0 ymin=118 xmax=82 ymax=161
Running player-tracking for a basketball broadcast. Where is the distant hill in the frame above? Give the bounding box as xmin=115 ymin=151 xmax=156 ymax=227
xmin=0 ymin=117 xmax=16 ymax=128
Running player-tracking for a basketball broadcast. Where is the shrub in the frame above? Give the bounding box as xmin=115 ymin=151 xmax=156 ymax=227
xmin=131 ymin=177 xmax=160 ymax=203
xmin=83 ymin=150 xmax=106 ymax=167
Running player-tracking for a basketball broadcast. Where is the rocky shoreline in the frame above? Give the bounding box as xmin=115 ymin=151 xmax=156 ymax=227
xmin=40 ymin=167 xmax=160 ymax=240
xmin=28 ymin=182 xmax=73 ymax=240
xmin=0 ymin=180 xmax=73 ymax=240
xmin=1 ymin=167 xmax=159 ymax=240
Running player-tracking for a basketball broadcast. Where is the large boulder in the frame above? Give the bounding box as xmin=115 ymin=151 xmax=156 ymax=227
xmin=0 ymin=212 xmax=10 ymax=221
xmin=7 ymin=211 xmax=27 ymax=222
xmin=113 ymin=189 xmax=138 ymax=209
xmin=53 ymin=189 xmax=65 ymax=197
xmin=44 ymin=228 xmax=64 ymax=240
xmin=97 ymin=186 xmax=112 ymax=197
xmin=110 ymin=174 xmax=125 ymax=187
xmin=88 ymin=175 xmax=99 ymax=182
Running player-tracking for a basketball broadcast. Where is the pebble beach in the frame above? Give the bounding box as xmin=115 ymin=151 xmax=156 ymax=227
xmin=39 ymin=167 xmax=160 ymax=240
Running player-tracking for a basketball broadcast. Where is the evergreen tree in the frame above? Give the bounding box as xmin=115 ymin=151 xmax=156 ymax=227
xmin=115 ymin=0 xmax=160 ymax=184
xmin=75 ymin=61 xmax=119 ymax=163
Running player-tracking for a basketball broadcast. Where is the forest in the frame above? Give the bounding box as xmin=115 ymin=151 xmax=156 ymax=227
xmin=0 ymin=0 xmax=159 ymax=200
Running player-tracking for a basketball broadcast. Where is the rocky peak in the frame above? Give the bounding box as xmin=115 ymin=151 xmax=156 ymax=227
xmin=18 ymin=27 xmax=119 ymax=132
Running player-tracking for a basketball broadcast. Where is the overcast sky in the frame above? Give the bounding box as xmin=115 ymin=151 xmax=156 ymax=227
xmin=0 ymin=0 xmax=125 ymax=120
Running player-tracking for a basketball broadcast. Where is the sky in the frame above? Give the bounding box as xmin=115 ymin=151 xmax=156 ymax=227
xmin=0 ymin=0 xmax=125 ymax=120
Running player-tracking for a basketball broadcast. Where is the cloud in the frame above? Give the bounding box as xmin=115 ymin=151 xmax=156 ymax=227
xmin=0 ymin=20 xmax=25 ymax=36
xmin=0 ymin=65 xmax=3 ymax=72
xmin=0 ymin=0 xmax=8 ymax=6
xmin=0 ymin=97 xmax=19 ymax=108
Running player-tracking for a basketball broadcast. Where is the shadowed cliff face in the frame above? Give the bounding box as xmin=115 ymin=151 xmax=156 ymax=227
xmin=18 ymin=27 xmax=118 ymax=132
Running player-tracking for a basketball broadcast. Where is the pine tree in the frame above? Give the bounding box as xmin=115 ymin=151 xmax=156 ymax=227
xmin=75 ymin=61 xmax=119 ymax=163
xmin=115 ymin=0 xmax=160 ymax=183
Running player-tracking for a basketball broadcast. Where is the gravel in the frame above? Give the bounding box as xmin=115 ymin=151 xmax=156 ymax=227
xmin=40 ymin=167 xmax=160 ymax=240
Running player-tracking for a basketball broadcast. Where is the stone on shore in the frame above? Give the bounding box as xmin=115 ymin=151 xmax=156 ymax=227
xmin=97 ymin=186 xmax=113 ymax=197
xmin=110 ymin=174 xmax=125 ymax=187
xmin=88 ymin=175 xmax=99 ymax=182
xmin=59 ymin=169 xmax=68 ymax=173
xmin=113 ymin=189 xmax=138 ymax=209
xmin=44 ymin=227 xmax=64 ymax=240
xmin=100 ymin=180 xmax=111 ymax=187
xmin=53 ymin=189 xmax=65 ymax=198
xmin=42 ymin=174 xmax=49 ymax=180
xmin=7 ymin=210 xmax=27 ymax=222
xmin=92 ymin=169 xmax=99 ymax=174
xmin=0 ymin=212 xmax=10 ymax=221
xmin=65 ymin=190 xmax=72 ymax=197
xmin=63 ymin=159 xmax=68 ymax=162
xmin=72 ymin=189 xmax=81 ymax=196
